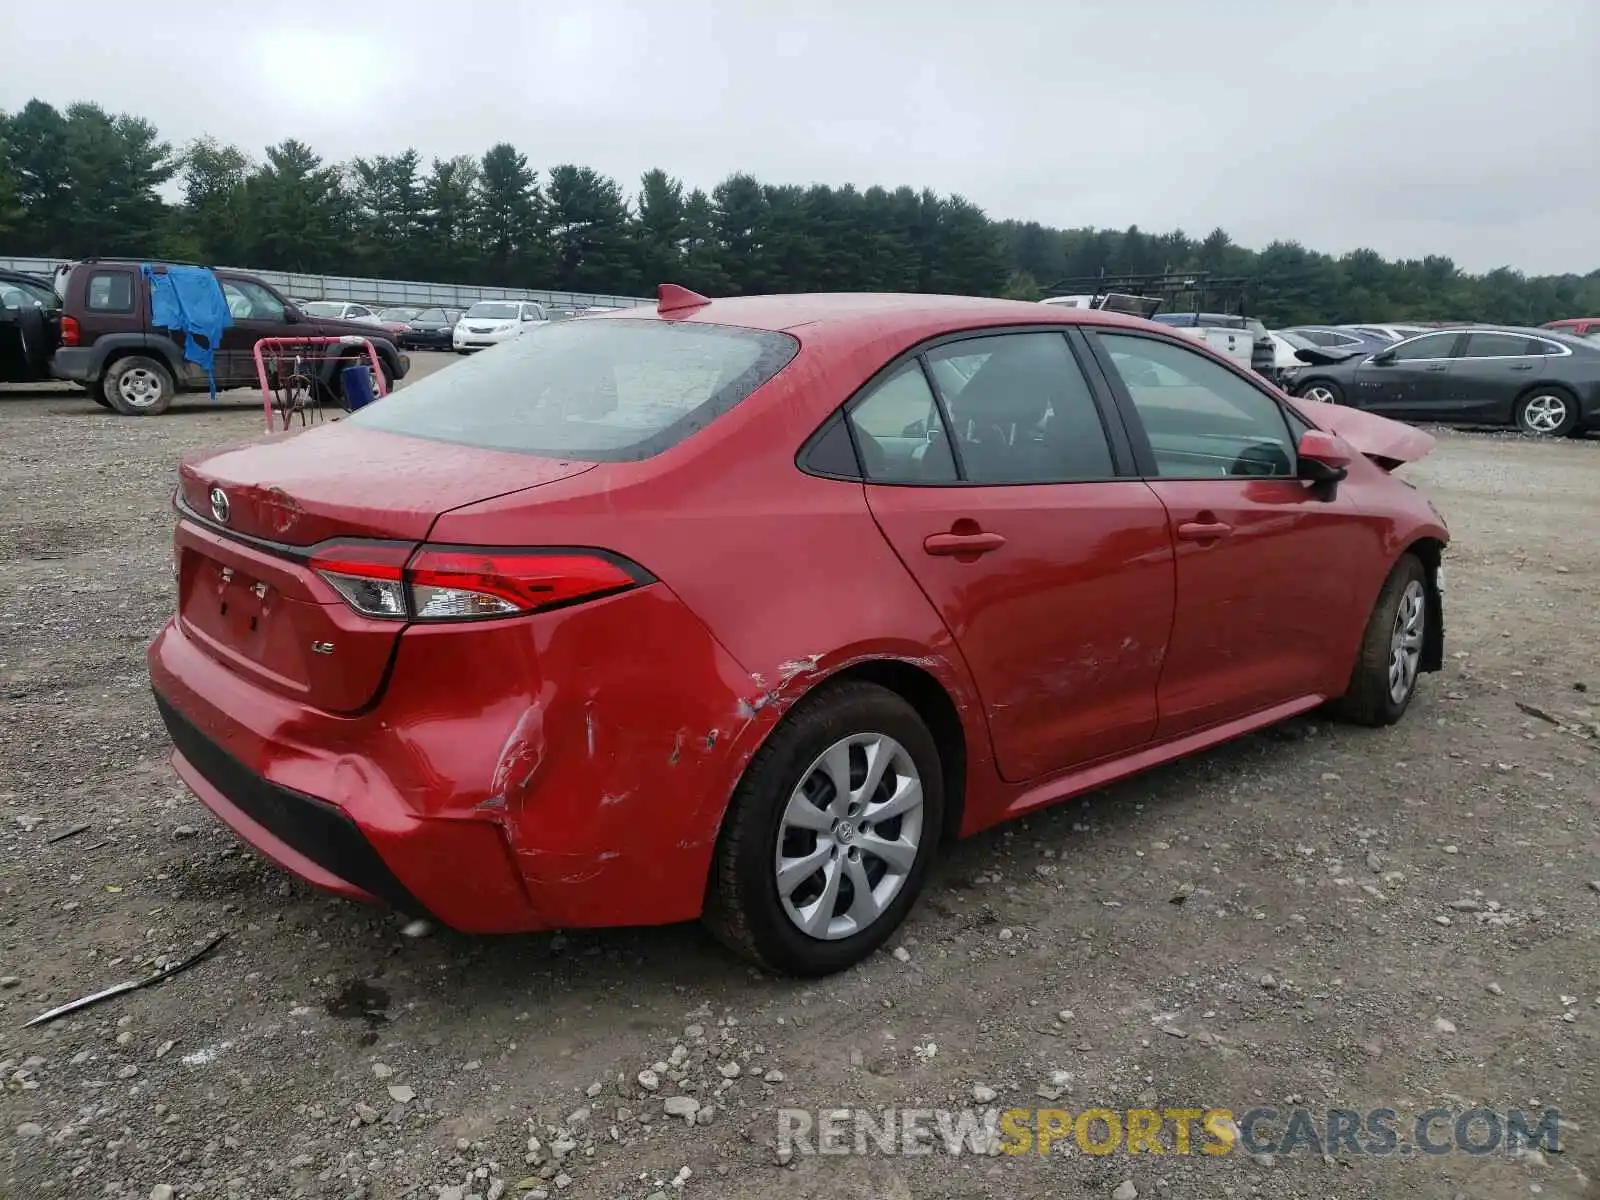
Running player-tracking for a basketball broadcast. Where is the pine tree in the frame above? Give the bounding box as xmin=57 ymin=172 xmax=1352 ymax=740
xmin=545 ymin=164 xmax=632 ymax=294
xmin=177 ymin=137 xmax=254 ymax=265
xmin=246 ymin=140 xmax=350 ymax=273
xmin=474 ymin=143 xmax=545 ymax=287
xmin=633 ymin=168 xmax=687 ymax=289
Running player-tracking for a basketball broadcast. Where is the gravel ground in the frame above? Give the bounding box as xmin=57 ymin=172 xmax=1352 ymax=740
xmin=1 ymin=361 xmax=1596 ymax=1200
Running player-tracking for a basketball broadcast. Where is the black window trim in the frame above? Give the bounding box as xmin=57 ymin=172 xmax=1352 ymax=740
xmin=1079 ymin=327 xmax=1305 ymax=483
xmin=796 ymin=322 xmax=1137 ymax=488
xmin=85 ymin=268 xmax=136 ymax=315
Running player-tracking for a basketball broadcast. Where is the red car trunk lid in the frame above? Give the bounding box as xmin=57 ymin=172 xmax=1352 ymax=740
xmin=178 ymin=423 xmax=593 ymax=544
xmin=174 ymin=424 xmax=595 ymax=712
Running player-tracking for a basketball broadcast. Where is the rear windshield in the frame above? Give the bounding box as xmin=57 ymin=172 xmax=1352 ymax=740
xmin=350 ymin=318 xmax=800 ymax=461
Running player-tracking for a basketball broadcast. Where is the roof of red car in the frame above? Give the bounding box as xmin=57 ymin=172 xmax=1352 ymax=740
xmin=601 ymin=291 xmax=1154 ymax=338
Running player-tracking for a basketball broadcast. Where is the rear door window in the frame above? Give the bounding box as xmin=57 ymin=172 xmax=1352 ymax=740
xmin=351 ymin=318 xmax=799 ymax=461
xmin=1461 ymin=331 xmax=1533 ymax=358
xmin=926 ymin=333 xmax=1116 ymax=484
xmin=848 ymin=363 xmax=957 ymax=483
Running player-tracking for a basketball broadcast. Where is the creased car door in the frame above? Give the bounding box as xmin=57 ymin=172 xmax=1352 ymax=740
xmin=1356 ymin=332 xmax=1462 ymax=419
xmin=1451 ymin=331 xmax=1545 ymax=421
xmin=852 ymin=333 xmax=1176 ymax=785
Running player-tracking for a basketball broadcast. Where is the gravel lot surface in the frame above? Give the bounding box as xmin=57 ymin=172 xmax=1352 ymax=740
xmin=1 ymin=359 xmax=1596 ymax=1200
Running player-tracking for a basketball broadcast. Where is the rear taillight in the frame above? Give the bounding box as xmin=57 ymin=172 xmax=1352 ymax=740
xmin=60 ymin=315 xmax=81 ymax=347
xmin=308 ymin=541 xmax=647 ymax=622
xmin=310 ymin=542 xmax=411 ymax=619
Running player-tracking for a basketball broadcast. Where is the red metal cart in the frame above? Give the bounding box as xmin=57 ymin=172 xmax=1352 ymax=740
xmin=253 ymin=335 xmax=389 ymax=434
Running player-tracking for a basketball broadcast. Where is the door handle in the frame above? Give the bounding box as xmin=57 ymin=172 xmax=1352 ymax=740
xmin=1177 ymin=521 xmax=1233 ymax=541
xmin=1424 ymin=364 xmax=1448 ymax=372
xmin=1510 ymin=362 xmax=1534 ymax=371
xmin=924 ymin=531 xmax=1006 ymax=557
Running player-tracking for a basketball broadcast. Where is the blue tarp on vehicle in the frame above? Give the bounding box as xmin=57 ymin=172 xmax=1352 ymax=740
xmin=142 ymin=264 xmax=233 ymax=396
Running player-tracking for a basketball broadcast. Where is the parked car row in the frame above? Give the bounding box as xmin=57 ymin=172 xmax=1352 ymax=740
xmin=4 ymin=259 xmax=411 ymax=414
xmin=1282 ymin=325 xmax=1600 ymax=437
xmin=2 ymin=259 xmax=631 ymax=413
xmin=293 ymin=301 xmax=610 ymax=351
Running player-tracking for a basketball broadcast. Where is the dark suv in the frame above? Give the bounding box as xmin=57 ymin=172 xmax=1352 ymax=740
xmin=0 ymin=269 xmax=63 ymax=383
xmin=51 ymin=260 xmax=411 ymax=415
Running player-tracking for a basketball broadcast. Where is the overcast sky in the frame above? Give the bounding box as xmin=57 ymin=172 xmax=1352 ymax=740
xmin=4 ymin=0 xmax=1596 ymax=276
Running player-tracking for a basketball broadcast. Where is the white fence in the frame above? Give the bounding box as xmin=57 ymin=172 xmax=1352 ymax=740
xmin=0 ymin=256 xmax=654 ymax=311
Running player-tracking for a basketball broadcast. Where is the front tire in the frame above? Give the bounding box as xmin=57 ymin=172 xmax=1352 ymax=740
xmin=104 ymin=355 xmax=175 ymax=416
xmin=1514 ymin=388 xmax=1578 ymax=437
xmin=1331 ymin=554 xmax=1428 ymax=727
xmin=1296 ymin=379 xmax=1344 ymax=405
xmin=704 ymin=681 xmax=944 ymax=976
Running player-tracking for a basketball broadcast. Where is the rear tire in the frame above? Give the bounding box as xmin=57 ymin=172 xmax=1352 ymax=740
xmin=1295 ymin=379 xmax=1344 ymax=405
xmin=1514 ymin=387 xmax=1578 ymax=437
xmin=104 ymin=355 xmax=175 ymax=416
xmin=703 ymin=681 xmax=944 ymax=976
xmin=1331 ymin=554 xmax=1428 ymax=727
xmin=87 ymin=379 xmax=111 ymax=409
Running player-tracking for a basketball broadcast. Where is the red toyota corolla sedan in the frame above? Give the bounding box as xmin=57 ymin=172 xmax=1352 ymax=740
xmin=148 ymin=286 xmax=1449 ymax=976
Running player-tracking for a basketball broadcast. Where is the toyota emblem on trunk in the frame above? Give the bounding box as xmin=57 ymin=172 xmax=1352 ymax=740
xmin=209 ymin=487 xmax=231 ymax=524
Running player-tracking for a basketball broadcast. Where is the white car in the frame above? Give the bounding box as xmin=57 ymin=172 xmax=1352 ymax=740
xmin=453 ymin=300 xmax=548 ymax=352
xmin=298 ymin=301 xmax=384 ymax=326
xmin=1267 ymin=330 xmax=1322 ymax=385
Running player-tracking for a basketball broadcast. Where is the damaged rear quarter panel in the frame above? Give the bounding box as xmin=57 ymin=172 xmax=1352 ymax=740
xmin=378 ymin=583 xmax=760 ymax=927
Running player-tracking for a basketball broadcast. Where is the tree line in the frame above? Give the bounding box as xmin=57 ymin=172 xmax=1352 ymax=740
xmin=2 ymin=98 xmax=1596 ymax=327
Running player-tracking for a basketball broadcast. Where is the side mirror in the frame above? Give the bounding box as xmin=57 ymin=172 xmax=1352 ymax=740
xmin=283 ymin=307 xmax=301 ymax=324
xmin=1371 ymin=349 xmax=1395 ymax=365
xmin=1297 ymin=429 xmax=1351 ymax=484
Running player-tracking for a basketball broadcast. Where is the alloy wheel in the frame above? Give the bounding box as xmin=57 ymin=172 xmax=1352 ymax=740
xmin=1388 ymin=579 xmax=1426 ymax=705
xmin=1303 ymin=385 xmax=1337 ymax=404
xmin=1520 ymin=394 xmax=1568 ymax=435
xmin=774 ymin=732 xmax=925 ymax=941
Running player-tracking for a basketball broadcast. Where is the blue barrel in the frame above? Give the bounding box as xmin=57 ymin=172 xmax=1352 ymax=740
xmin=341 ymin=362 xmax=377 ymax=411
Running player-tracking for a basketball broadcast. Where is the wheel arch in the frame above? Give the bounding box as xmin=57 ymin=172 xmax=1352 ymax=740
xmin=824 ymin=658 xmax=968 ymax=846
xmin=1400 ymin=535 xmax=1446 ymax=672
xmin=94 ymin=334 xmax=186 ymax=384
xmin=1295 ymin=376 xmax=1343 ymax=401
xmin=703 ymin=654 xmax=973 ymax=901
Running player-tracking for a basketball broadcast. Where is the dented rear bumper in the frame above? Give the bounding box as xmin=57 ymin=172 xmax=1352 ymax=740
xmin=146 ymin=581 xmax=768 ymax=933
